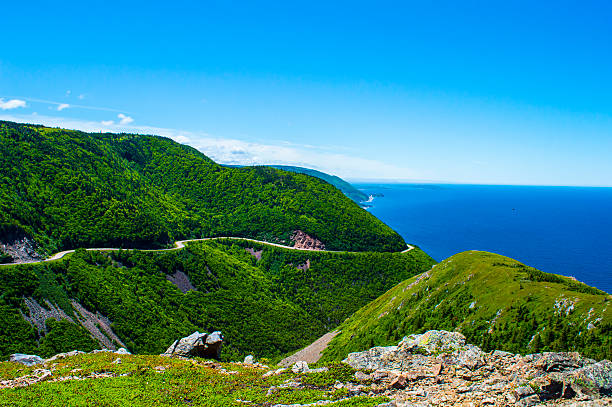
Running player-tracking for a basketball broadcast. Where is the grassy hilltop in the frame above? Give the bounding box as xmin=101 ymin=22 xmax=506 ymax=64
xmin=322 ymin=251 xmax=611 ymax=361
xmin=0 ymin=120 xmax=404 ymax=255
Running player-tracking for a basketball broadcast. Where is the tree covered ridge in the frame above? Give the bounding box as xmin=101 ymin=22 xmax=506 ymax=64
xmin=0 ymin=241 xmax=435 ymax=361
xmin=0 ymin=120 xmax=405 ymax=254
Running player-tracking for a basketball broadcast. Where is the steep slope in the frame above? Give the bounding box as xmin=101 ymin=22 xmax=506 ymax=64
xmin=321 ymin=251 xmax=611 ymax=362
xmin=0 ymin=240 xmax=435 ymax=361
xmin=0 ymin=121 xmax=405 ymax=256
xmin=268 ymin=165 xmax=369 ymax=203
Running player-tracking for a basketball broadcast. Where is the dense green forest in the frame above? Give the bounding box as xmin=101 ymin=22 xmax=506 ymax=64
xmin=224 ymin=164 xmax=369 ymax=203
xmin=0 ymin=121 xmax=405 ymax=256
xmin=268 ymin=166 xmax=369 ymax=203
xmin=0 ymin=240 xmax=435 ymax=361
xmin=321 ymin=251 xmax=611 ymax=362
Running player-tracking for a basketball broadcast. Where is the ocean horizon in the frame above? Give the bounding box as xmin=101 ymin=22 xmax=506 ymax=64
xmin=358 ymin=183 xmax=612 ymax=294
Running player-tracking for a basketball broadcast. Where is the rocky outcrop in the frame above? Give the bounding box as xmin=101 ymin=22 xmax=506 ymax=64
xmin=20 ymin=297 xmax=74 ymax=335
xmin=165 ymin=270 xmax=197 ymax=293
xmin=0 ymin=236 xmax=42 ymax=263
xmin=9 ymin=354 xmax=44 ymax=366
xmin=20 ymin=297 xmax=126 ymax=351
xmin=245 ymin=247 xmax=263 ymax=261
xmin=9 ymin=348 xmax=130 ymax=367
xmin=291 ymin=230 xmax=325 ymax=251
xmin=342 ymin=330 xmax=611 ymax=406
xmin=162 ymin=331 xmax=223 ymax=359
xmin=71 ymin=301 xmax=127 ymax=350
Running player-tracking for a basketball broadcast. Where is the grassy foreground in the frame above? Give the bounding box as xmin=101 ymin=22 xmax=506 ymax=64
xmin=0 ymin=353 xmax=387 ymax=406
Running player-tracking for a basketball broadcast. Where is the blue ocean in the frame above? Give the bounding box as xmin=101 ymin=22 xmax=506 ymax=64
xmin=357 ymin=184 xmax=612 ymax=294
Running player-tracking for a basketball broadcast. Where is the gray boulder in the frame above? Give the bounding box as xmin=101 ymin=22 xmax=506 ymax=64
xmin=453 ymin=343 xmax=485 ymax=370
xmin=399 ymin=330 xmax=466 ymax=355
xmin=344 ymin=345 xmax=398 ymax=370
xmin=567 ymin=360 xmax=612 ymax=397
xmin=534 ymin=352 xmax=586 ymax=372
xmin=344 ymin=330 xmax=482 ymax=371
xmin=46 ymin=350 xmax=85 ymax=362
xmin=162 ymin=331 xmax=224 ymax=359
xmin=291 ymin=361 xmax=310 ymax=374
xmin=9 ymin=353 xmax=44 ymax=366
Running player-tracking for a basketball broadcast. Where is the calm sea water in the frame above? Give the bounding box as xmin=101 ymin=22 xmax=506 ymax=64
xmin=356 ymin=184 xmax=612 ymax=293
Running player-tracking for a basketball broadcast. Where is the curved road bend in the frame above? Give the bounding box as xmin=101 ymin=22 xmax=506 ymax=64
xmin=2 ymin=237 xmax=415 ymax=266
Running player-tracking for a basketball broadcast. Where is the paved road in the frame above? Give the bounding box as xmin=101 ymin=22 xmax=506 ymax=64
xmin=2 ymin=237 xmax=415 ymax=267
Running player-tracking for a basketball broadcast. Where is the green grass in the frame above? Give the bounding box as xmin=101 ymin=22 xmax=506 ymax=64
xmin=321 ymin=251 xmax=612 ymax=362
xmin=0 ymin=353 xmax=388 ymax=406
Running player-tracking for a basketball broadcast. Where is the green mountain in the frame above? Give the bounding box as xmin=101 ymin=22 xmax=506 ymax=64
xmin=0 ymin=121 xmax=405 ymax=255
xmin=321 ymin=251 xmax=611 ymax=362
xmin=268 ymin=166 xmax=369 ymax=203
xmin=0 ymin=240 xmax=435 ymax=361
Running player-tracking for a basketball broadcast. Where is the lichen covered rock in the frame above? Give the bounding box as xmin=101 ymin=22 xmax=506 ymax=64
xmin=162 ymin=331 xmax=224 ymax=359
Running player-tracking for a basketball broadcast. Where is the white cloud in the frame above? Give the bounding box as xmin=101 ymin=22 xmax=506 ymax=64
xmin=0 ymin=113 xmax=417 ymax=180
xmin=0 ymin=99 xmax=27 ymax=110
xmin=57 ymin=103 xmax=70 ymax=111
xmin=78 ymin=94 xmax=85 ymax=100
xmin=66 ymin=90 xmax=71 ymax=96
xmin=118 ymin=113 xmax=134 ymax=124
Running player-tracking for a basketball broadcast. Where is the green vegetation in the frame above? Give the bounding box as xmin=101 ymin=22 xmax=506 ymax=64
xmin=269 ymin=165 xmax=369 ymax=203
xmin=300 ymin=363 xmax=358 ymax=387
xmin=0 ymin=251 xmax=11 ymax=264
xmin=0 ymin=353 xmax=389 ymax=406
xmin=0 ymin=240 xmax=434 ymax=361
xmin=37 ymin=319 xmax=99 ymax=358
xmin=321 ymin=251 xmax=612 ymax=362
xmin=0 ymin=120 xmax=405 ymax=254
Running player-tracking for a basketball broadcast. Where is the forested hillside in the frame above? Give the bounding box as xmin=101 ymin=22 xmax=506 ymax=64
xmin=0 ymin=240 xmax=435 ymax=361
xmin=0 ymin=121 xmax=405 ymax=256
xmin=321 ymin=251 xmax=611 ymax=362
xmin=269 ymin=165 xmax=369 ymax=203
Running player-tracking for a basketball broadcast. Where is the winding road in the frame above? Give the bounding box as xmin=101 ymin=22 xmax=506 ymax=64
xmin=1 ymin=237 xmax=415 ymax=267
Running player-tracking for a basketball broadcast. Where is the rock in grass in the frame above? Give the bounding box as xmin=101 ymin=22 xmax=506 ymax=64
xmin=162 ymin=331 xmax=224 ymax=359
xmin=291 ymin=361 xmax=310 ymax=373
xmin=9 ymin=353 xmax=44 ymax=366
xmin=244 ymin=355 xmax=254 ymax=364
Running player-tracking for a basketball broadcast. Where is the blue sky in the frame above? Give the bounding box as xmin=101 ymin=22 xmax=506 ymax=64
xmin=1 ymin=1 xmax=611 ymax=185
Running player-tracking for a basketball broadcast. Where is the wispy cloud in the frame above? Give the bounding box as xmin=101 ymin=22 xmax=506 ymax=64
xmin=0 ymin=113 xmax=417 ymax=180
xmin=57 ymin=103 xmax=70 ymax=111
xmin=117 ymin=113 xmax=134 ymax=124
xmin=1 ymin=96 xmax=127 ymax=113
xmin=0 ymin=99 xmax=27 ymax=110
